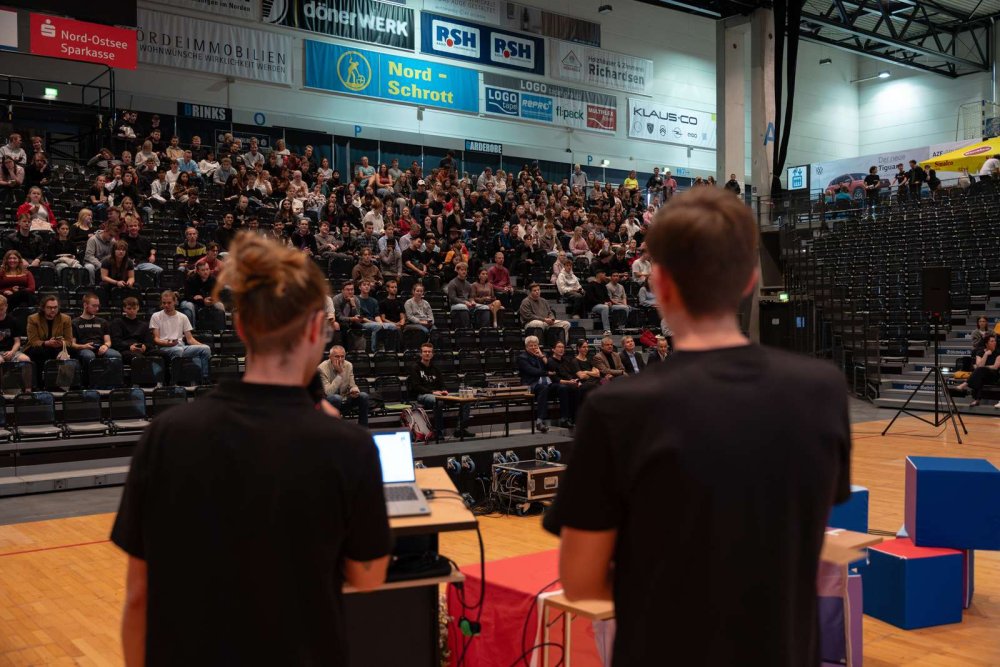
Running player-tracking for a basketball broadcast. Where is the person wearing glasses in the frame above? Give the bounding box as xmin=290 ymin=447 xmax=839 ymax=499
xmin=112 ymin=233 xmax=391 ymax=666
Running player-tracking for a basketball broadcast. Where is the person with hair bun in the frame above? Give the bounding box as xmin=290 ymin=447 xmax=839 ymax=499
xmin=112 ymin=232 xmax=391 ymax=666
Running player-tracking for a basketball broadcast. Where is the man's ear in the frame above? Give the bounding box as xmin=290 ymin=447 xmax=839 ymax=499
xmin=742 ymin=265 xmax=760 ymax=298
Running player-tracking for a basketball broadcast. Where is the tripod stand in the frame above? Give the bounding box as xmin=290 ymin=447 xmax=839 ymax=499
xmin=882 ymin=318 xmax=968 ymax=443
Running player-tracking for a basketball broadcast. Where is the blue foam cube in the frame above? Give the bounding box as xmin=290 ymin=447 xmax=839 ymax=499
xmin=904 ymin=456 xmax=1000 ymax=550
xmin=829 ymin=484 xmax=869 ymax=533
xmin=863 ymin=538 xmax=963 ymax=630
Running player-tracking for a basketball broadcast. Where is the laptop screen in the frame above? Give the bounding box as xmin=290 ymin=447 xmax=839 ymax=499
xmin=372 ymin=430 xmax=416 ymax=484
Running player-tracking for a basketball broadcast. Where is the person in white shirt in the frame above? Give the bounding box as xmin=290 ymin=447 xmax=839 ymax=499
xmin=978 ymin=154 xmax=1000 ymax=182
xmin=150 ymin=291 xmax=212 ymax=382
xmin=199 ymin=151 xmax=221 ymax=179
xmin=571 ymin=164 xmax=588 ymax=190
xmin=0 ymin=133 xmax=26 ymax=166
xmin=556 ymin=258 xmax=586 ymax=319
xmin=631 ymin=248 xmax=652 ymax=282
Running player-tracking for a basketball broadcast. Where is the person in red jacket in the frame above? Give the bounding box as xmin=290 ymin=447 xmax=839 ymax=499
xmin=0 ymin=249 xmax=36 ymax=308
xmin=16 ymin=186 xmax=56 ymax=232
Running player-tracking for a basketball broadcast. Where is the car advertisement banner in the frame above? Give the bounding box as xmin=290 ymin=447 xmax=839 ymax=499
xmin=809 ymin=140 xmax=969 ymax=196
xmin=420 ymin=12 xmax=544 ymax=75
xmin=481 ymin=72 xmax=617 ymax=135
xmin=305 ymin=40 xmax=479 ymax=113
xmin=626 ymin=98 xmax=716 ymax=149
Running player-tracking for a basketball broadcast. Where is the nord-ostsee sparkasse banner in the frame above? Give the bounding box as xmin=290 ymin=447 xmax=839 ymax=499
xmin=627 ymin=98 xmax=716 ymax=149
xmin=149 ymin=0 xmax=258 ymax=21
xmin=262 ymin=0 xmax=414 ymax=50
xmin=137 ymin=9 xmax=292 ymax=84
xmin=551 ymin=40 xmax=652 ymax=95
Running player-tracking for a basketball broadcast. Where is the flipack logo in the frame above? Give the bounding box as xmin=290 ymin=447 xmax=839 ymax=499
xmin=432 ymin=19 xmax=479 ymax=58
xmin=30 ymin=13 xmax=137 ymax=70
xmin=491 ymin=34 xmax=535 ymax=69
xmin=587 ymin=105 xmax=616 ymax=131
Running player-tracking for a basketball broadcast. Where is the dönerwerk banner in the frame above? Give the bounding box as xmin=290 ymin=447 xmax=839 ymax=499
xmin=30 ymin=13 xmax=137 ymax=69
xmin=551 ymin=40 xmax=652 ymax=95
xmin=136 ymin=9 xmax=292 ymax=84
xmin=482 ymin=72 xmax=617 ymax=135
xmin=305 ymin=40 xmax=478 ymax=113
xmin=263 ymin=0 xmax=414 ymax=51
xmin=627 ymin=98 xmax=716 ymax=149
xmin=149 ymin=0 xmax=258 ymax=21
xmin=420 ymin=12 xmax=544 ymax=75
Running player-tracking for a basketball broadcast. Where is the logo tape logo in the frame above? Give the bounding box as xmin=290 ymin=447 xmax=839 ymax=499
xmin=485 ymin=87 xmax=519 ymax=116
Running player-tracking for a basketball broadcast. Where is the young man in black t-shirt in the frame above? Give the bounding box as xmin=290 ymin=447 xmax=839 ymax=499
xmin=863 ymin=166 xmax=881 ymax=209
xmin=545 ymin=187 xmax=851 ymax=667
xmin=0 ymin=294 xmax=29 ymax=363
xmin=378 ymin=278 xmax=407 ymax=328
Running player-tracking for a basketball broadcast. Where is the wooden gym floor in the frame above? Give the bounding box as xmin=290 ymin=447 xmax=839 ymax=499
xmin=0 ymin=415 xmax=998 ymax=666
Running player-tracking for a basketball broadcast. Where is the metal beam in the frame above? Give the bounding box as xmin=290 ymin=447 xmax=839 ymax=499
xmin=800 ymin=31 xmax=963 ymax=76
xmin=799 ymin=10 xmax=989 ymax=70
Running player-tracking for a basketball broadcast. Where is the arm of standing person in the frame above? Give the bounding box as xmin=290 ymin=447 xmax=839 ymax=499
xmin=122 ymin=556 xmax=148 ymax=667
xmin=342 ymin=442 xmax=392 ymax=590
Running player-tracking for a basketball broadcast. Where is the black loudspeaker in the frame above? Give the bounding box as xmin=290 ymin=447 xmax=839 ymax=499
xmin=921 ymin=266 xmax=951 ymax=315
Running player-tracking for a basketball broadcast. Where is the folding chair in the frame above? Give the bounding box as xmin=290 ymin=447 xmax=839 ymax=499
xmin=60 ymin=390 xmax=110 ymax=437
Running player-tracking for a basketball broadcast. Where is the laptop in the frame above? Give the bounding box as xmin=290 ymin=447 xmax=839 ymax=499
xmin=372 ymin=429 xmax=431 ymax=518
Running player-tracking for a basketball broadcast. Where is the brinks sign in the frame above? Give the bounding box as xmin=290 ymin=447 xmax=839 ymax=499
xmin=177 ymin=101 xmax=232 ymax=122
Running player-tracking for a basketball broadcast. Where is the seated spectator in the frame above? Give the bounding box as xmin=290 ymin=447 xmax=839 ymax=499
xmin=518 ymin=283 xmax=570 ymax=340
xmin=404 ymin=283 xmax=435 ymax=334
xmin=16 ymin=187 xmax=55 ymax=233
xmin=181 ymin=262 xmax=225 ymax=328
xmin=446 ymin=262 xmax=490 ymax=329
xmin=100 ymin=240 xmax=136 ymax=293
xmin=471 ymin=268 xmax=504 ymax=328
xmin=606 ymin=271 xmax=631 ymax=324
xmin=631 ymin=247 xmax=652 ymax=282
xmin=215 ymin=214 xmax=238 ymax=254
xmin=175 ymin=227 xmax=207 ymax=272
xmin=149 ymin=168 xmax=173 ymax=211
xmin=592 ymin=336 xmax=625 ymax=380
xmin=584 ymin=270 xmax=627 ymax=335
xmin=0 ymin=133 xmax=26 ymax=166
xmin=357 ymin=279 xmax=397 ymax=352
xmin=25 ymin=154 xmax=52 ymax=192
xmin=110 ymin=296 xmax=150 ymax=365
xmin=121 ymin=219 xmax=161 ymax=279
xmin=638 ymin=279 xmax=657 ymax=309
xmin=89 ymin=175 xmax=111 ymax=221
xmin=406 ymin=342 xmax=471 ymax=438
xmin=517 ymin=335 xmax=553 ymax=433
xmin=377 ymin=226 xmax=402 ymax=280
xmin=331 ymin=281 xmax=364 ymax=350
xmin=956 ymin=333 xmax=999 ymax=407
xmin=351 ymin=248 xmax=383 ymax=288
xmin=487 ymin=251 xmax=515 ymax=306
xmin=199 ymin=151 xmax=220 ymax=180
xmin=289 ymin=217 xmax=318 ymax=255
xmin=0 ymin=249 xmax=35 ymax=308
xmin=150 ymin=290 xmax=211 ymax=382
xmin=972 ymin=316 xmax=991 ymax=353
xmin=213 ymin=157 xmax=235 ymax=188
xmin=26 ymin=295 xmax=74 ymax=381
xmin=194 ymin=242 xmax=224 ymax=276
xmin=72 ymin=292 xmax=122 ymax=365
xmin=556 ymin=258 xmax=586 ymax=319
xmin=0 ymin=294 xmax=29 ymax=364
xmin=6 ymin=214 xmax=44 ymax=268
xmin=378 ymin=279 xmax=407 ymax=329
xmin=403 ymin=237 xmax=430 ymax=280
xmin=646 ymin=335 xmax=670 ymax=365
xmin=317 ymin=345 xmax=370 ymax=426
xmin=84 ymin=221 xmax=119 ymax=282
xmin=43 ymin=221 xmax=83 ymax=274
xmin=620 ymin=335 xmax=645 ymax=374
xmin=0 ymin=156 xmax=24 ymax=197
xmin=69 ymin=209 xmax=96 ymax=250
xmin=547 ymin=339 xmax=581 ymax=428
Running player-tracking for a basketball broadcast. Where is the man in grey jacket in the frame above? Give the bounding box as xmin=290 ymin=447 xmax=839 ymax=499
xmin=317 ymin=345 xmax=370 ymax=425
xmin=85 ymin=221 xmax=119 ymax=280
xmin=519 ymin=283 xmax=570 ymax=341
xmin=446 ymin=263 xmax=490 ymax=329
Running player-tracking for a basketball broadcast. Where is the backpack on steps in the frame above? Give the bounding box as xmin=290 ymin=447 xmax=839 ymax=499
xmin=401 ymin=405 xmax=435 ymax=442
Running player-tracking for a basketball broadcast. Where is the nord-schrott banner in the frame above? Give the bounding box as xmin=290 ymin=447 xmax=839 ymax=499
xmin=482 ymin=72 xmax=617 ymax=135
xmin=263 ymin=0 xmax=414 ymax=51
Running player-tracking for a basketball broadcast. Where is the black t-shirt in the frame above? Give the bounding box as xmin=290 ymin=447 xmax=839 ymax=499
xmin=379 ymin=297 xmax=404 ymax=323
xmin=0 ymin=314 xmax=22 ymax=352
xmin=73 ymin=316 xmax=110 ymax=346
xmin=863 ymin=174 xmax=881 ymax=193
xmin=111 ymin=381 xmax=391 ymax=666
xmin=544 ymin=344 xmax=851 ymax=667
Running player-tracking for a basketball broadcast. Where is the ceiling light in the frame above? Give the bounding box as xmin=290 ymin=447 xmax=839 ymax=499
xmin=851 ymin=71 xmax=890 ymax=83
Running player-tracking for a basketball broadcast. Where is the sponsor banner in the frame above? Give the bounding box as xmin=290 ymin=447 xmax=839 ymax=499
xmin=262 ymin=0 xmax=413 ymax=51
xmin=465 ymin=139 xmax=502 ymax=154
xmin=503 ymin=2 xmax=599 ymax=47
xmin=136 ymin=9 xmax=292 ymax=84
xmin=218 ymin=130 xmax=271 ymax=149
xmin=150 ymin=0 xmax=258 ymax=21
xmin=177 ymin=101 xmax=233 ymax=122
xmin=420 ymin=12 xmax=544 ymax=75
xmin=424 ymin=0 xmax=501 ymax=24
xmin=305 ymin=40 xmax=478 ymax=113
xmin=4 ymin=1 xmax=137 ymax=29
xmin=810 ymin=140 xmax=968 ymax=194
xmin=551 ymin=40 xmax=651 ymax=95
xmin=0 ymin=9 xmax=17 ymax=52
xmin=627 ymin=98 xmax=716 ymax=149
xmin=30 ymin=13 xmax=137 ymax=69
xmin=481 ymin=72 xmax=617 ymax=135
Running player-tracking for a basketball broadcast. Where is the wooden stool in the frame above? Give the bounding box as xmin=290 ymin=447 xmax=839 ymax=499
xmin=541 ymin=593 xmax=615 ymax=667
